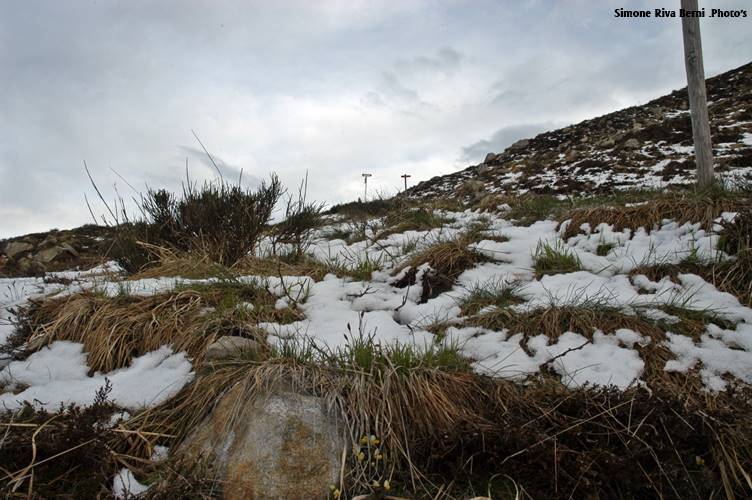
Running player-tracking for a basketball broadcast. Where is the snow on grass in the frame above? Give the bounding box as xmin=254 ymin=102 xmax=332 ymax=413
xmin=3 ymin=209 xmax=752 ymax=395
xmin=564 ymin=220 xmax=720 ymax=275
xmin=113 ymin=468 xmax=150 ymax=499
xmin=446 ymin=326 xmax=646 ymax=389
xmin=664 ymin=324 xmax=752 ymax=391
xmin=0 ymin=341 xmax=193 ymax=411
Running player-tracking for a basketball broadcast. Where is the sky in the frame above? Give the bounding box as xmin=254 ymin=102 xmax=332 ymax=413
xmin=1 ymin=0 xmax=750 ymax=238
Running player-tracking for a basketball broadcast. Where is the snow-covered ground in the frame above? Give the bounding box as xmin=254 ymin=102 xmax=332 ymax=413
xmin=1 ymin=208 xmax=751 ymax=414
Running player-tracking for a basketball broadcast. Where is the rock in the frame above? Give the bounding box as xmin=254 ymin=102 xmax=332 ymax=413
xmin=181 ymin=386 xmax=345 ymax=500
xmin=16 ymin=257 xmax=46 ymax=276
xmin=34 ymin=243 xmax=78 ymax=264
xmin=624 ymin=138 xmax=641 ymax=149
xmin=4 ymin=241 xmax=34 ymax=259
xmin=463 ymin=180 xmax=485 ymax=193
xmin=598 ymin=137 xmax=616 ymax=148
xmin=564 ymin=149 xmax=579 ymax=162
xmin=204 ymin=336 xmax=261 ymax=362
xmin=483 ymin=152 xmax=497 ymax=163
xmin=509 ymin=139 xmax=530 ymax=150
xmin=38 ymin=235 xmax=59 ymax=249
xmin=476 ymin=164 xmax=489 ymax=175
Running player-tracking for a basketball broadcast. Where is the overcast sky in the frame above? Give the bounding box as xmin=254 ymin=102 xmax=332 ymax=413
xmin=1 ymin=0 xmax=750 ymax=237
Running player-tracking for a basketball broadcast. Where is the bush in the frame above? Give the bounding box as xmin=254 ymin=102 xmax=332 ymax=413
xmin=111 ymin=175 xmax=283 ymax=271
xmin=270 ymin=179 xmax=325 ymax=260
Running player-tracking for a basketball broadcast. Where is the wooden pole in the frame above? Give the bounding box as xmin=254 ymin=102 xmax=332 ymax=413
xmin=362 ymin=173 xmax=372 ymax=201
xmin=401 ymin=174 xmax=411 ymax=190
xmin=681 ymin=0 xmax=714 ymax=187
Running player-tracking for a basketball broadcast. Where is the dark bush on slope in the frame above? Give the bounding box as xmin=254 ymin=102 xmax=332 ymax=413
xmin=111 ymin=175 xmax=283 ymax=272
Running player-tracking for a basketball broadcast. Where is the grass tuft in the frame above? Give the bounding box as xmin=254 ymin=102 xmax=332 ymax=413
xmin=532 ymin=240 xmax=581 ymax=277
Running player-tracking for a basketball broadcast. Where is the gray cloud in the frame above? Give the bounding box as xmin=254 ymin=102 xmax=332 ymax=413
xmin=1 ymin=0 xmax=751 ymax=237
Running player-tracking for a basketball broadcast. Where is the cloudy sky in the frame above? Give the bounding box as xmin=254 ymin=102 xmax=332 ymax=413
xmin=1 ymin=0 xmax=750 ymax=237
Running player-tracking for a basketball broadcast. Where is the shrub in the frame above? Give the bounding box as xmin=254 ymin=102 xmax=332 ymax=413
xmin=110 ymin=175 xmax=283 ymax=271
xmin=270 ymin=179 xmax=325 ymax=260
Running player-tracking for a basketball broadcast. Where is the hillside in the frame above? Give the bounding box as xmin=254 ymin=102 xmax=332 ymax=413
xmin=1 ymin=65 xmax=752 ymax=499
xmin=408 ymin=62 xmax=752 ymax=200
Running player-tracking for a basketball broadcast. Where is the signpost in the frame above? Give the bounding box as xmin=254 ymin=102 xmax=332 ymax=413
xmin=401 ymin=174 xmax=411 ymax=191
xmin=362 ymin=173 xmax=372 ymax=201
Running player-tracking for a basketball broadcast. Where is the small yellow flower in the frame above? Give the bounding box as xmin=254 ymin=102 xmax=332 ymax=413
xmin=374 ymin=452 xmax=383 ymax=460
xmin=333 ymin=488 xmax=341 ymax=499
xmin=371 ymin=480 xmax=380 ymax=487
xmin=696 ymin=456 xmax=705 ymax=466
xmin=329 ymin=484 xmax=336 ymax=491
xmin=384 ymin=480 xmax=391 ymax=491
xmin=357 ymin=451 xmax=365 ymax=462
xmin=370 ymin=435 xmax=380 ymax=445
xmin=359 ymin=435 xmax=369 ymax=445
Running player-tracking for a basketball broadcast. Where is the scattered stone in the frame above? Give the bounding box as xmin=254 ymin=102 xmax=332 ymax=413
xmin=181 ymin=386 xmax=345 ymax=500
xmin=624 ymin=138 xmax=641 ymax=149
xmin=483 ymin=152 xmax=497 ymax=163
xmin=16 ymin=257 xmax=46 ymax=276
xmin=204 ymin=336 xmax=261 ymax=362
xmin=4 ymin=241 xmax=34 ymax=259
xmin=509 ymin=139 xmax=530 ymax=150
xmin=564 ymin=149 xmax=579 ymax=162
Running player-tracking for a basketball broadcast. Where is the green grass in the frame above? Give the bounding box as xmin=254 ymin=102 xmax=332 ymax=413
xmin=268 ymin=322 xmax=472 ymax=373
xmin=460 ymin=279 xmax=525 ymax=315
xmin=596 ymin=242 xmax=615 ymax=256
xmin=172 ymin=278 xmax=305 ymax=323
xmin=533 ymin=240 xmax=582 ymax=276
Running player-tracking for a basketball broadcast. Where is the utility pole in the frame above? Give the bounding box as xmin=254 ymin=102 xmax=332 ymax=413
xmin=401 ymin=174 xmax=411 ymax=191
xmin=361 ymin=173 xmax=372 ymax=201
xmin=681 ymin=0 xmax=714 ymax=187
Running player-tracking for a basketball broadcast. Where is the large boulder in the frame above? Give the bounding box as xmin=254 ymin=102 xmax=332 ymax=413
xmin=181 ymin=385 xmax=345 ymax=499
xmin=203 ymin=336 xmax=261 ymax=362
xmin=4 ymin=241 xmax=34 ymax=259
xmin=33 ymin=243 xmax=79 ymax=264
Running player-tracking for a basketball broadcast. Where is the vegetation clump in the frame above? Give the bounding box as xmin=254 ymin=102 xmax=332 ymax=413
xmin=395 ymin=231 xmax=489 ymax=302
xmin=106 ymin=175 xmax=283 ymax=272
xmin=533 ymin=240 xmax=582 ymax=277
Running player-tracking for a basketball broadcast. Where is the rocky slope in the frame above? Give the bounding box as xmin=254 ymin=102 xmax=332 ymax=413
xmin=0 ymin=225 xmax=114 ymax=278
xmin=407 ymin=62 xmax=752 ymax=200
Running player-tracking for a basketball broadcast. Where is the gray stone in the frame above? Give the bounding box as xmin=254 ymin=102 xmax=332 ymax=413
xmin=509 ymin=139 xmax=530 ymax=150
xmin=483 ymin=152 xmax=497 ymax=163
xmin=624 ymin=138 xmax=641 ymax=149
xmin=4 ymin=241 xmax=34 ymax=259
xmin=462 ymin=180 xmax=485 ymax=193
xmin=16 ymin=257 xmax=46 ymax=276
xmin=204 ymin=336 xmax=261 ymax=361
xmin=33 ymin=243 xmax=78 ymax=264
xmin=181 ymin=386 xmax=345 ymax=500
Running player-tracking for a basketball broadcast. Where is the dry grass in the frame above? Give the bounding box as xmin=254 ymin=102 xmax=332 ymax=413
xmin=119 ymin=342 xmax=752 ymax=499
xmin=395 ymin=232 xmax=488 ymax=303
xmin=129 ymin=244 xmax=233 ymax=280
xmin=3 ymin=316 xmax=751 ymax=498
xmin=15 ymin=280 xmax=302 ymax=372
xmin=464 ymin=297 xmax=738 ymax=406
xmin=561 ymin=187 xmax=751 ymax=239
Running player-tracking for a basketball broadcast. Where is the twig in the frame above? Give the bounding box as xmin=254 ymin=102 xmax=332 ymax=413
xmin=190 ymin=129 xmax=223 ymax=180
